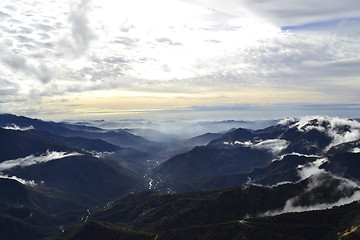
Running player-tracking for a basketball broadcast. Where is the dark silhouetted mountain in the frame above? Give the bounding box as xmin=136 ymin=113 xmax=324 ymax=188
xmin=2 ymin=114 xmax=360 ymax=240
xmin=89 ymin=173 xmax=359 ymax=231
xmin=0 ymin=114 xmax=103 ymax=134
xmin=0 ymin=114 xmax=159 ymax=152
xmin=3 ymin=154 xmax=146 ymax=205
xmin=57 ymin=136 xmax=121 ymax=152
xmin=123 ymin=128 xmax=180 ymax=142
xmin=180 ymin=132 xmax=224 ymax=148
xmin=71 ymin=130 xmax=158 ymax=151
xmin=207 ymin=128 xmax=256 ymax=148
xmin=58 ymin=221 xmax=154 ymax=240
xmin=206 ymin=123 xmax=290 ymax=149
xmin=327 ymin=139 xmax=360 ymax=155
xmin=152 ymin=201 xmax=360 ymax=240
xmin=0 ymin=125 xmax=152 ymax=177
xmin=202 ymin=154 xmax=318 ymax=190
xmin=152 ymin=146 xmax=273 ymax=192
xmin=323 ymin=151 xmax=360 ymax=182
xmin=0 ymin=178 xmax=84 ymax=213
xmin=207 ymin=122 xmax=331 ymax=155
xmin=161 ymin=132 xmax=224 ymax=160
xmin=181 ymin=119 xmax=278 ymax=138
xmin=0 ymin=178 xmax=100 ymax=239
xmin=0 ymin=128 xmax=77 ymax=161
xmin=0 ymin=212 xmax=47 ymax=240
xmin=85 ymin=186 xmax=294 ymax=230
xmin=56 ymin=174 xmax=360 ymax=240
xmin=280 ymin=127 xmax=332 ymax=155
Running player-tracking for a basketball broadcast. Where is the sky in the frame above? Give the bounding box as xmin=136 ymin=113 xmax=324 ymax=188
xmin=0 ymin=0 xmax=360 ymax=121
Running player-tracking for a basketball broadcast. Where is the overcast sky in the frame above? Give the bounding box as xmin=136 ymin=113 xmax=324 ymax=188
xmin=1 ymin=0 xmax=360 ymax=121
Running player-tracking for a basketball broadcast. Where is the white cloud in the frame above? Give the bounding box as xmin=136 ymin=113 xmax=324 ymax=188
xmin=261 ymin=157 xmax=360 ymax=216
xmin=292 ymin=116 xmax=360 ymax=150
xmin=252 ymin=139 xmax=289 ymax=155
xmin=351 ymin=148 xmax=360 ymax=153
xmin=223 ymin=140 xmax=253 ymax=147
xmin=297 ymin=159 xmax=328 ymax=180
xmin=223 ymin=139 xmax=289 ymax=155
xmin=0 ymin=174 xmax=37 ymax=186
xmin=2 ymin=124 xmax=34 ymax=131
xmin=279 ymin=152 xmax=321 ymax=159
xmin=59 ymin=0 xmax=97 ymax=58
xmin=266 ymin=190 xmax=360 ymax=216
xmin=1 ymin=0 xmax=360 ymax=118
xmin=0 ymin=41 xmax=54 ymax=84
xmin=0 ymin=151 xmax=82 ymax=171
xmin=278 ymin=117 xmax=297 ymax=126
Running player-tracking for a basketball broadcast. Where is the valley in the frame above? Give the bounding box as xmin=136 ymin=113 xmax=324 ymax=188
xmin=0 ymin=114 xmax=360 ymax=239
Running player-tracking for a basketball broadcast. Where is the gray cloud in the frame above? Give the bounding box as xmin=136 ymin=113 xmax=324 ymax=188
xmin=35 ymin=23 xmax=54 ymax=31
xmin=4 ymin=5 xmax=16 ymax=12
xmin=120 ymin=24 xmax=135 ymax=33
xmin=0 ymin=79 xmax=19 ymax=96
xmin=1 ymin=49 xmax=53 ymax=84
xmin=60 ymin=0 xmax=97 ymax=58
xmin=18 ymin=26 xmax=34 ymax=34
xmin=113 ymin=37 xmax=138 ymax=47
xmin=156 ymin=38 xmax=182 ymax=46
xmin=103 ymin=57 xmax=128 ymax=64
xmin=0 ymin=11 xmax=10 ymax=19
xmin=16 ymin=35 xmax=32 ymax=43
xmin=0 ymin=0 xmax=359 ymax=119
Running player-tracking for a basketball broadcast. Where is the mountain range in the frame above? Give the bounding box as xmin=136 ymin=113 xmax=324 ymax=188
xmin=0 ymin=114 xmax=360 ymax=239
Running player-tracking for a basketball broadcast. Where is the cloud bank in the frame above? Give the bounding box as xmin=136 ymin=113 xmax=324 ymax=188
xmin=261 ymin=157 xmax=360 ymax=217
xmin=0 ymin=174 xmax=37 ymax=186
xmin=0 ymin=151 xmax=82 ymax=171
xmin=2 ymin=124 xmax=34 ymax=131
xmin=224 ymin=139 xmax=289 ymax=156
xmin=290 ymin=116 xmax=360 ymax=150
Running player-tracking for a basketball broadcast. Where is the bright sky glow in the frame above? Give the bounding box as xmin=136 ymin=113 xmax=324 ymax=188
xmin=1 ymin=0 xmax=360 ymax=121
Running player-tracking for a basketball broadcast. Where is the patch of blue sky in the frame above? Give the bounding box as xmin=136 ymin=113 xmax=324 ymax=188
xmin=281 ymin=17 xmax=360 ymax=32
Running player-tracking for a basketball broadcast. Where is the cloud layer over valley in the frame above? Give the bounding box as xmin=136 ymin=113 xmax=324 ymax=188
xmin=0 ymin=151 xmax=82 ymax=171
